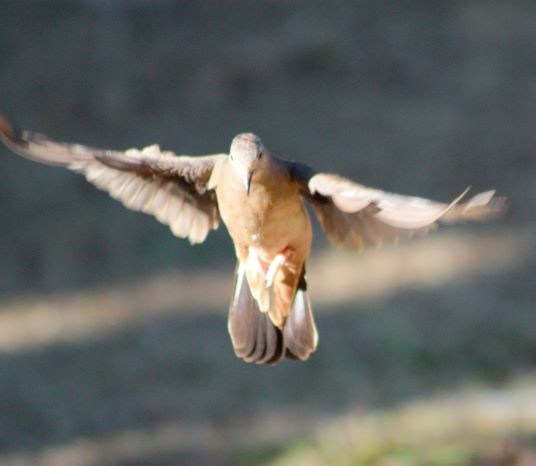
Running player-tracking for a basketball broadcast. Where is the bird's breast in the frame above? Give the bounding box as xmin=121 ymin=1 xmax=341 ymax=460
xmin=216 ymin=174 xmax=311 ymax=258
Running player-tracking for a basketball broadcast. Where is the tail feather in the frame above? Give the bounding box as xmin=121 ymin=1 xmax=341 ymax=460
xmin=243 ymin=310 xmax=267 ymax=363
xmin=227 ymin=263 xmax=258 ymax=358
xmin=228 ymin=262 xmax=318 ymax=364
xmin=282 ymin=267 xmax=318 ymax=360
xmin=228 ymin=263 xmax=284 ymax=364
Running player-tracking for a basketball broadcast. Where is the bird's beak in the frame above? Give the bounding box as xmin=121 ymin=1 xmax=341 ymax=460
xmin=245 ymin=170 xmax=253 ymax=195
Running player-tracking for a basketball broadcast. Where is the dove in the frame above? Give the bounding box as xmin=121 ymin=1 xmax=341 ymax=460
xmin=0 ymin=115 xmax=505 ymax=364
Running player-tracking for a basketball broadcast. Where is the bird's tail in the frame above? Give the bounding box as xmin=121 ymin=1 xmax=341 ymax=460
xmin=227 ymin=262 xmax=318 ymax=364
xmin=282 ymin=266 xmax=318 ymax=361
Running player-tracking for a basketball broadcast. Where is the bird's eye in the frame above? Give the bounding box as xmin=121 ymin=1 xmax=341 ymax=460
xmin=258 ymin=152 xmax=263 ymax=159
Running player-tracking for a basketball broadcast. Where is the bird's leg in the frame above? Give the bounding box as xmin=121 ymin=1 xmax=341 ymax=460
xmin=247 ymin=247 xmax=268 ymax=274
xmin=266 ymin=247 xmax=293 ymax=287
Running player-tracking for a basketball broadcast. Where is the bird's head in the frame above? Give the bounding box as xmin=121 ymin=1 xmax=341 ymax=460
xmin=229 ymin=132 xmax=266 ymax=195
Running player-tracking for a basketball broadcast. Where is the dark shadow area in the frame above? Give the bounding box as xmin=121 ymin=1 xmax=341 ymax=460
xmin=0 ymin=0 xmax=534 ymax=296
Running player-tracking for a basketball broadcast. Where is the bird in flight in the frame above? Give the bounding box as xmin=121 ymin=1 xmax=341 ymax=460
xmin=0 ymin=115 xmax=505 ymax=364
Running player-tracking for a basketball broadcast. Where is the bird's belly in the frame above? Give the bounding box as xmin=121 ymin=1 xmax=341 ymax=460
xmin=250 ymin=201 xmax=305 ymax=248
xmin=220 ymin=188 xmax=312 ymax=261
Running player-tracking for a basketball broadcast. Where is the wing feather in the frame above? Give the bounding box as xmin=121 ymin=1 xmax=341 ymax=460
xmin=290 ymin=163 xmax=506 ymax=250
xmin=0 ymin=114 xmax=226 ymax=244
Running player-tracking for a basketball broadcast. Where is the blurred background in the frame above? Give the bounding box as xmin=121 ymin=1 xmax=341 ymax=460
xmin=0 ymin=1 xmax=535 ymax=465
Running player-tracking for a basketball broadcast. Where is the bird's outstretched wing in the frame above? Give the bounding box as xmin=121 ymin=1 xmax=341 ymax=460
xmin=0 ymin=114 xmax=226 ymax=244
xmin=290 ymin=161 xmax=506 ymax=250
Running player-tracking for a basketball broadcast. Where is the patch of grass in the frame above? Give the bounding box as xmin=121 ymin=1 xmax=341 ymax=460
xmin=233 ymin=445 xmax=284 ymax=466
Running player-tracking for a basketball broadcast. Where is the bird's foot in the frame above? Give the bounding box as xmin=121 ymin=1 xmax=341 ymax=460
xmin=265 ymin=247 xmax=292 ymax=287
